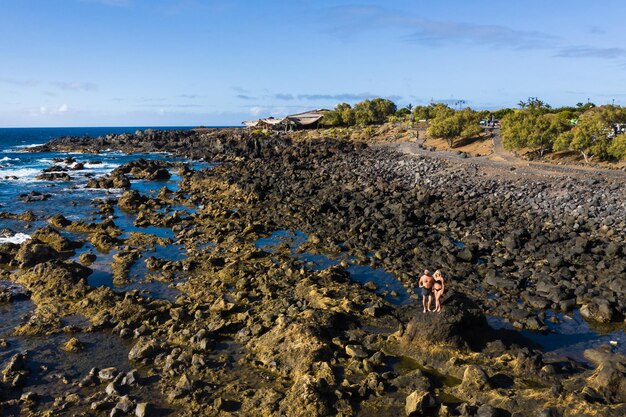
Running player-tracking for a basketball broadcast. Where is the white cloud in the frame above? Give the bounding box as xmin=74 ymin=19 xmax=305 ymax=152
xmin=38 ymin=104 xmax=69 ymax=115
xmin=0 ymin=78 xmax=40 ymax=87
xmin=54 ymin=81 xmax=98 ymax=91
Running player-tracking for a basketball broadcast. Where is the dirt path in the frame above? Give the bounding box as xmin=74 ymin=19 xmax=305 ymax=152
xmin=489 ymin=129 xmax=520 ymax=164
xmin=390 ymin=137 xmax=626 ymax=182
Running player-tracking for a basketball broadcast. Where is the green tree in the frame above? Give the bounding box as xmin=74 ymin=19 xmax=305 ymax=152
xmin=608 ymin=133 xmax=626 ymax=161
xmin=429 ymin=103 xmax=455 ymax=119
xmin=518 ymin=98 xmax=551 ymax=113
xmin=351 ymin=98 xmax=397 ymax=125
xmin=493 ymin=108 xmax=514 ymax=120
xmin=553 ymin=130 xmax=574 ymax=153
xmin=554 ymin=106 xmax=626 ymax=162
xmin=335 ymin=103 xmax=355 ymax=126
xmin=412 ymin=103 xmax=454 ymax=121
xmin=320 ymin=109 xmax=343 ymax=127
xmin=321 ymin=103 xmax=356 ymax=127
xmin=501 ymin=110 xmax=534 ymax=150
xmin=566 ymin=106 xmax=626 ymax=162
xmin=501 ymin=110 xmax=570 ymax=157
xmin=569 ymin=117 xmax=609 ymax=163
xmin=371 ymin=98 xmax=397 ymax=122
xmin=412 ymin=105 xmax=431 ymax=121
xmin=427 ymin=108 xmax=482 ymax=148
xmin=353 ymin=101 xmax=375 ymax=126
xmin=395 ymin=107 xmax=411 ymax=118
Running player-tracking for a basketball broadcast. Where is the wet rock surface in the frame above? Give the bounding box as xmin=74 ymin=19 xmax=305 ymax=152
xmin=0 ymin=129 xmax=622 ymax=416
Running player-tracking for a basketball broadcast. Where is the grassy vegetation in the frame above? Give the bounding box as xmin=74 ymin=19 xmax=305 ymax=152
xmin=319 ymin=97 xmax=626 ymax=162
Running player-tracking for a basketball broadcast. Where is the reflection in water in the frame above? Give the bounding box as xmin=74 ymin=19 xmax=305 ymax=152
xmin=487 ymin=310 xmax=626 ymax=363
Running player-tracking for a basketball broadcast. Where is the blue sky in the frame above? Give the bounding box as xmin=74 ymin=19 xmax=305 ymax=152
xmin=1 ymin=0 xmax=626 ymax=127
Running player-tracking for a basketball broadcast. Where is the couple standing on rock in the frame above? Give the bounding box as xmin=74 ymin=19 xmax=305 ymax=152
xmin=418 ymin=269 xmax=445 ymax=313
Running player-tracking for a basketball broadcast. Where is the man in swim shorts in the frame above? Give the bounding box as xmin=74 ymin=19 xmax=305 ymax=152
xmin=418 ymin=269 xmax=435 ymax=313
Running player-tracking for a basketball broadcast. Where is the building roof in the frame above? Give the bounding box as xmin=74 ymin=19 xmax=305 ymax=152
xmin=242 ymin=109 xmax=328 ymax=128
xmin=260 ymin=117 xmax=284 ymax=126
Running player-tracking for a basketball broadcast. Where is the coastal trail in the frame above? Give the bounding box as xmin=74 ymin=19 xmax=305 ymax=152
xmin=391 ymin=137 xmax=626 ymax=182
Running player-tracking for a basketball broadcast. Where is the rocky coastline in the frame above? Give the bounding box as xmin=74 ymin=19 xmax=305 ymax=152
xmin=0 ymin=128 xmax=624 ymax=416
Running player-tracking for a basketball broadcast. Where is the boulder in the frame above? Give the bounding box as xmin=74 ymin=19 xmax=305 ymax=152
xmin=79 ymin=252 xmax=97 ymax=266
xmin=87 ymin=173 xmax=131 ymax=189
xmin=476 ymin=404 xmax=503 ymax=417
xmin=484 ymin=271 xmax=517 ymax=291
xmin=584 ymin=347 xmax=626 ymax=403
xmin=113 ymin=158 xmax=172 ymax=180
xmin=118 ymin=190 xmax=147 ymax=212
xmin=522 ymin=294 xmax=551 ymax=310
xmin=401 ymin=291 xmax=487 ymax=349
xmin=115 ymin=396 xmax=135 ymax=413
xmin=89 ymin=232 xmax=118 ymax=252
xmin=42 ymin=165 xmax=67 ymax=173
xmin=135 ymin=403 xmax=151 ymax=417
xmin=278 ymin=375 xmax=331 ymax=417
xmin=98 ymin=367 xmax=118 ymax=381
xmin=580 ymin=302 xmax=617 ymax=323
xmin=48 ymin=214 xmax=71 ymax=228
xmin=36 ymin=172 xmax=72 ymax=181
xmin=15 ymin=260 xmax=92 ymax=302
xmin=391 ymin=369 xmax=432 ymax=393
xmin=2 ymin=352 xmax=29 ymax=388
xmin=247 ymin=317 xmax=331 ymax=377
xmin=14 ymin=241 xmax=60 ymax=268
xmin=147 ymin=168 xmax=171 ymax=180
xmin=32 ymin=226 xmax=78 ymax=252
xmin=456 ymin=247 xmax=474 ymax=262
xmin=460 ymin=365 xmax=491 ymax=392
xmin=128 ymin=337 xmax=161 ymax=362
xmin=63 ymin=337 xmax=84 ymax=352
xmin=345 ymin=345 xmax=368 ymax=359
xmin=405 ymin=390 xmax=436 ymax=416
xmin=0 ymin=242 xmax=19 ymax=265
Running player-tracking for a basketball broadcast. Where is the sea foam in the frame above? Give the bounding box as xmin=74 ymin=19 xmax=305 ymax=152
xmin=0 ymin=167 xmax=41 ymax=180
xmin=0 ymin=233 xmax=31 ymax=244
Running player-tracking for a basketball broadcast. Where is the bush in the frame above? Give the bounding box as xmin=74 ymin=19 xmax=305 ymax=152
xmin=501 ymin=110 xmax=570 ymax=157
xmin=563 ymin=106 xmax=626 ymax=162
xmin=353 ymin=98 xmax=397 ymax=125
xmin=608 ymin=133 xmax=626 ymax=161
xmin=427 ymin=108 xmax=481 ymax=148
xmin=321 ymin=99 xmax=396 ymax=127
xmin=320 ymin=110 xmax=343 ymax=127
xmin=251 ymin=128 xmax=270 ymax=137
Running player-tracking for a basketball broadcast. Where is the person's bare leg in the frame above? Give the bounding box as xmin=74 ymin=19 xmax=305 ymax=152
xmin=435 ymin=291 xmax=442 ymax=312
xmin=427 ymin=295 xmax=433 ymax=312
xmin=422 ymin=296 xmax=427 ymax=313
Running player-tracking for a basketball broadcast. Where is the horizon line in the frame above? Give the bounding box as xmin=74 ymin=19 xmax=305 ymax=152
xmin=0 ymin=125 xmax=242 ymax=129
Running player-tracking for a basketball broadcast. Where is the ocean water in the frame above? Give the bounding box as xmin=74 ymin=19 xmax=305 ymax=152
xmin=0 ymin=126 xmax=192 ymax=241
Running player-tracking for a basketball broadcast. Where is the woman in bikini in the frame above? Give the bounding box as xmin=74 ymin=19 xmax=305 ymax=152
xmin=433 ymin=270 xmax=445 ymax=313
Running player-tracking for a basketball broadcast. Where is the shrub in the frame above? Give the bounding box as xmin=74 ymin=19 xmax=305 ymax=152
xmin=608 ymin=133 xmax=626 ymax=161
xmin=427 ymin=108 xmax=481 ymax=148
